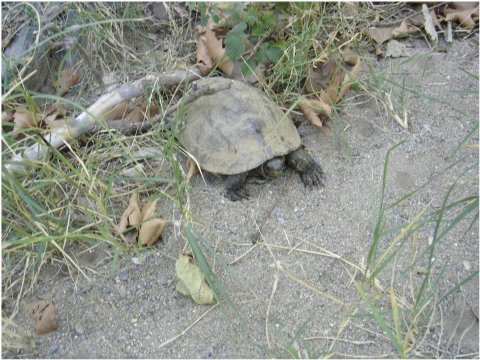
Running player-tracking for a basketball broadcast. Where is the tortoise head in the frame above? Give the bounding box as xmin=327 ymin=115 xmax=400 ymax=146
xmin=261 ymin=156 xmax=285 ymax=178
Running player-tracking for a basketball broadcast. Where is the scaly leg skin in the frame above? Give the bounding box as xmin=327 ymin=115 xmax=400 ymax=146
xmin=286 ymin=149 xmax=324 ymax=187
xmin=224 ymin=173 xmax=249 ymax=201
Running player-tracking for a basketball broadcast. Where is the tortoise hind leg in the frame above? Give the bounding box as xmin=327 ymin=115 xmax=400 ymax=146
xmin=224 ymin=173 xmax=249 ymax=201
xmin=286 ymin=149 xmax=324 ymax=186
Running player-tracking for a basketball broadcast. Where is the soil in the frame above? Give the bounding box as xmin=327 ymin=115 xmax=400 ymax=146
xmin=3 ymin=38 xmax=479 ymax=358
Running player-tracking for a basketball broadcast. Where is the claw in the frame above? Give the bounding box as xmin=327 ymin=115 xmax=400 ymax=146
xmin=225 ymin=188 xmax=250 ymax=201
xmin=299 ymin=166 xmax=324 ymax=187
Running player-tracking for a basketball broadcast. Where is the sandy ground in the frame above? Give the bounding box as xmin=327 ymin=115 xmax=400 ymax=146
xmin=3 ymin=38 xmax=479 ymax=358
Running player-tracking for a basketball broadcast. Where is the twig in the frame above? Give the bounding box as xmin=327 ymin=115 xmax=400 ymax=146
xmin=4 ymin=67 xmax=203 ymax=174
xmin=103 ymin=78 xmax=232 ymax=133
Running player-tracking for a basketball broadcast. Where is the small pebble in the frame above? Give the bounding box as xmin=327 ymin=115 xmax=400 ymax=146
xmin=48 ymin=344 xmax=60 ymax=356
xmin=74 ymin=324 xmax=84 ymax=336
xmin=119 ymin=285 xmax=127 ymax=298
xmin=79 ymin=282 xmax=92 ymax=294
xmin=132 ymin=257 xmax=144 ymax=266
xmin=119 ymin=272 xmax=129 ymax=282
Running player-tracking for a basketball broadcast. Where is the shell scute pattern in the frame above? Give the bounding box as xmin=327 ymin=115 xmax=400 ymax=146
xmin=179 ymin=77 xmax=302 ymax=175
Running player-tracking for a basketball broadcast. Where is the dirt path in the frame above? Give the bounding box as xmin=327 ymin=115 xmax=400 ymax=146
xmin=5 ymin=39 xmax=478 ymax=359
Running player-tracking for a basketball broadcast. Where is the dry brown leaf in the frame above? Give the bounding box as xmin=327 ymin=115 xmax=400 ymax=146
xmin=2 ymin=110 xmax=14 ymax=123
xmin=450 ymin=2 xmax=479 ymax=11
xmin=368 ymin=21 xmax=416 ymax=45
xmin=430 ymin=9 xmax=443 ymax=30
xmin=205 ymin=24 xmax=234 ymax=77
xmin=121 ymin=163 xmax=145 ymax=178
xmin=298 ymin=99 xmax=325 ymax=129
xmin=186 ymin=157 xmax=200 ymax=180
xmin=125 ymin=103 xmax=158 ymax=123
xmin=138 ymin=199 xmax=166 ymax=246
xmin=196 ymin=27 xmax=214 ymax=75
xmin=323 ymin=64 xmax=343 ymax=105
xmin=103 ymin=101 xmax=130 ymax=122
xmin=44 ymin=103 xmax=66 ymax=122
xmin=141 ymin=199 xmax=157 ymax=220
xmin=12 ymin=110 xmax=40 ymax=138
xmin=25 ymin=300 xmax=59 ymax=335
xmin=117 ymin=192 xmax=142 ymax=233
xmin=342 ymin=2 xmax=359 ymax=17
xmin=302 ymin=51 xmax=360 ymax=129
xmin=392 ymin=20 xmax=410 ymax=38
xmin=45 ymin=119 xmax=67 ymax=129
xmin=367 ymin=27 xmax=394 ymax=45
xmin=337 ymin=55 xmax=361 ymax=101
xmin=138 ymin=217 xmax=167 ymax=246
xmin=305 ymin=61 xmax=335 ymax=94
xmin=59 ymin=70 xmax=79 ymax=96
xmin=444 ymin=5 xmax=479 ymax=29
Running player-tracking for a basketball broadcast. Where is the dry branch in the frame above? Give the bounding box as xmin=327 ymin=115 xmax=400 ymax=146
xmin=4 ymin=67 xmax=203 ymax=174
xmin=103 ymin=77 xmax=232 ymax=134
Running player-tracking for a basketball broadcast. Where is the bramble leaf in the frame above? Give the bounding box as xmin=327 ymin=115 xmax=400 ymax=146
xmin=241 ymin=59 xmax=257 ymax=76
xmin=225 ymin=22 xmax=247 ymax=61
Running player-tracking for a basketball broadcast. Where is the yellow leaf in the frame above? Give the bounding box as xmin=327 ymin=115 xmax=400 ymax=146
xmin=175 ymin=255 xmax=216 ymax=305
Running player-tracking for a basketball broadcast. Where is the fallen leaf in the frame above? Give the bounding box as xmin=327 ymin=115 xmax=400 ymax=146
xmin=298 ymin=99 xmax=325 ymax=129
xmin=331 ymin=53 xmax=361 ymax=103
xmin=392 ymin=20 xmax=410 ymax=38
xmin=58 ymin=70 xmax=79 ymax=96
xmin=450 ymin=2 xmax=479 ymax=11
xmin=367 ymin=21 xmax=416 ymax=45
xmin=102 ymin=101 xmax=130 ymax=122
xmin=2 ymin=110 xmax=14 ymax=123
xmin=45 ymin=119 xmax=67 ymax=129
xmin=121 ymin=163 xmax=145 ymax=177
xmin=423 ymin=4 xmax=438 ymax=46
xmin=138 ymin=217 xmax=167 ymax=246
xmin=125 ymin=103 xmax=158 ymax=123
xmin=175 ymin=254 xmax=216 ymax=305
xmin=186 ymin=157 xmax=200 ymax=180
xmin=342 ymin=2 xmax=359 ymax=17
xmin=43 ymin=103 xmax=66 ymax=122
xmin=367 ymin=27 xmax=394 ymax=45
xmin=302 ymin=50 xmax=361 ymax=129
xmin=196 ymin=28 xmax=214 ymax=75
xmin=385 ymin=40 xmax=412 ymax=58
xmin=430 ymin=9 xmax=443 ymax=30
xmin=25 ymin=300 xmax=59 ymax=335
xmin=117 ymin=192 xmax=142 ymax=234
xmin=444 ymin=4 xmax=479 ymax=29
xmin=305 ymin=61 xmax=336 ymax=94
xmin=141 ymin=199 xmax=157 ymax=221
xmin=12 ymin=109 xmax=40 ymax=138
xmin=118 ymin=194 xmax=167 ymax=246
xmin=205 ymin=23 xmax=234 ymax=76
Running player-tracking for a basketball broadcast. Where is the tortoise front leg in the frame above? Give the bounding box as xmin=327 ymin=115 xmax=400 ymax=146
xmin=286 ymin=149 xmax=324 ymax=187
xmin=224 ymin=173 xmax=249 ymax=201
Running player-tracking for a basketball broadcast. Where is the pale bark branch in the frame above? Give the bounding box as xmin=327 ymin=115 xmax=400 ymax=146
xmin=4 ymin=66 xmax=203 ymax=174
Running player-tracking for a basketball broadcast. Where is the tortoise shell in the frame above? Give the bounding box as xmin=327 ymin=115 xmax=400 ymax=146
xmin=178 ymin=77 xmax=302 ymax=175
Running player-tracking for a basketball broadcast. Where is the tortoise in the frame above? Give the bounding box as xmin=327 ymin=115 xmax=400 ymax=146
xmin=178 ymin=77 xmax=324 ymax=201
